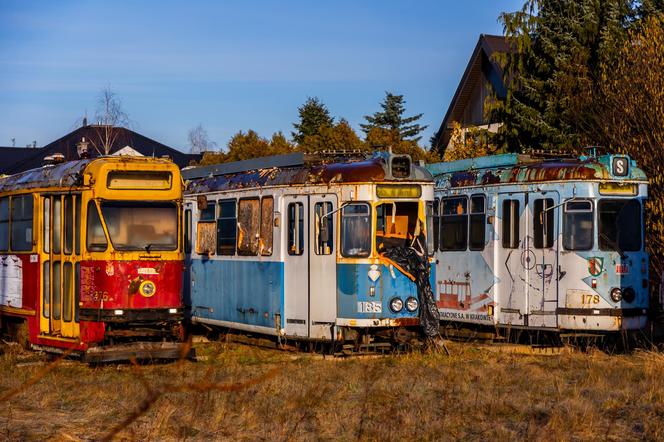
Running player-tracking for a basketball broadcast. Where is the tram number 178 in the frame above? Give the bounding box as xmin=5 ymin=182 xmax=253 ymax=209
xmin=358 ymin=301 xmax=382 ymax=313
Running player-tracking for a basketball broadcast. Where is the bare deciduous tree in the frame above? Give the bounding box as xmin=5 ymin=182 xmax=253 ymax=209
xmin=188 ymin=124 xmax=218 ymax=154
xmin=91 ymin=86 xmax=132 ymax=155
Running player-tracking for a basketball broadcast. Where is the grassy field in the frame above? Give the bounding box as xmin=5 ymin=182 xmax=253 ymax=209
xmin=1 ymin=340 xmax=664 ymax=441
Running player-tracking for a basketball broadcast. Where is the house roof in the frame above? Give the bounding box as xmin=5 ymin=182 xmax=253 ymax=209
xmin=0 ymin=125 xmax=201 ymax=175
xmin=0 ymin=147 xmax=42 ymax=174
xmin=432 ymin=34 xmax=510 ymax=152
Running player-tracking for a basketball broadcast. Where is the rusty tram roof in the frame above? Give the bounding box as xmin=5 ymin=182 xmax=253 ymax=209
xmin=184 ymin=153 xmax=433 ymax=194
xmin=427 ymin=153 xmax=647 ymax=189
xmin=0 ymin=156 xmax=178 ymax=193
xmin=0 ymin=159 xmax=91 ymax=192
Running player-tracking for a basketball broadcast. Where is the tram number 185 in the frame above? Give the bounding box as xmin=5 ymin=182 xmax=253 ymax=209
xmin=358 ymin=301 xmax=382 ymax=313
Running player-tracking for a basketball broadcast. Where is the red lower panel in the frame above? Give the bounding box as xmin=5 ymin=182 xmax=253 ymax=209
xmin=79 ymin=259 xmax=183 ymax=310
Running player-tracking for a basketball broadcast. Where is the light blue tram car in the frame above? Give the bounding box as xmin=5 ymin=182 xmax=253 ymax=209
xmin=427 ymin=152 xmax=648 ymax=334
xmin=182 ymin=152 xmax=435 ymax=348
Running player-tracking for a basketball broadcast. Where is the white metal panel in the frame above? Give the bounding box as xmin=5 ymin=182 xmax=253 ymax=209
xmin=527 ymin=192 xmax=559 ymax=327
xmin=0 ymin=255 xmax=23 ymax=308
xmin=282 ymin=194 xmax=309 ymax=337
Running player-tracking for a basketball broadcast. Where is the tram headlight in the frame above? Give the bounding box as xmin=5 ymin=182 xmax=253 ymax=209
xmin=139 ymin=280 xmax=156 ymax=298
xmin=622 ymin=287 xmax=636 ymax=303
xmin=389 ymin=298 xmax=403 ymax=313
xmin=610 ymin=287 xmax=622 ymax=303
xmin=405 ymin=297 xmax=419 ymax=312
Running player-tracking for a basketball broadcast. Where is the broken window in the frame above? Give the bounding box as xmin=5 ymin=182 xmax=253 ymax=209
xmin=238 ymin=198 xmax=260 ymax=256
xmin=376 ymin=201 xmax=419 ymax=252
xmin=259 ymin=197 xmax=274 ymax=256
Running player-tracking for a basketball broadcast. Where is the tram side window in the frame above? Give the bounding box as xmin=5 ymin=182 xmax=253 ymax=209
xmin=259 ymin=197 xmax=274 ymax=256
xmin=341 ymin=203 xmax=371 ymax=258
xmin=441 ymin=197 xmax=468 ymax=251
xmin=0 ymin=197 xmax=8 ymax=252
xmin=86 ymin=201 xmax=108 ymax=252
xmin=598 ymin=199 xmax=642 ymax=252
xmin=534 ymin=198 xmax=555 ymax=249
xmin=502 ymin=200 xmax=520 ymax=249
xmin=238 ymin=198 xmax=260 ymax=256
xmin=75 ymin=197 xmax=81 ymax=255
xmin=217 ymin=199 xmax=237 ymax=255
xmin=196 ymin=200 xmax=216 ymax=255
xmin=184 ymin=209 xmax=192 ymax=254
xmin=563 ymin=200 xmax=593 ymax=251
xmin=469 ymin=195 xmax=486 ymax=251
xmin=63 ymin=195 xmax=73 ymax=255
xmin=10 ymin=195 xmax=33 ymax=251
xmin=432 ymin=198 xmax=440 ymax=252
xmin=288 ymin=202 xmax=304 ymax=256
xmin=426 ymin=201 xmax=435 ymax=255
xmin=314 ymin=201 xmax=334 ymax=255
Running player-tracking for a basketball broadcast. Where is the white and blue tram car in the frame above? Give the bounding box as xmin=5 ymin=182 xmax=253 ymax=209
xmin=182 ymin=152 xmax=435 ymax=345
xmin=427 ymin=152 xmax=648 ymax=333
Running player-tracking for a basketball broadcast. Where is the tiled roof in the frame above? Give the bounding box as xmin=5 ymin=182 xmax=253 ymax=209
xmin=1 ymin=125 xmax=201 ymax=175
xmin=0 ymin=147 xmax=43 ymax=174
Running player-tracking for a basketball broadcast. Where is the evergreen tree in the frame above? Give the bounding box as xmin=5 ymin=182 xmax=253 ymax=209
xmin=360 ymin=92 xmax=427 ymax=142
xmin=292 ymin=97 xmax=334 ymax=144
xmin=497 ymin=0 xmax=659 ymax=151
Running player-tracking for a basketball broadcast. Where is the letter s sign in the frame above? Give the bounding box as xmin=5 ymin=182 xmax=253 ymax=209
xmin=612 ymin=157 xmax=629 ymax=177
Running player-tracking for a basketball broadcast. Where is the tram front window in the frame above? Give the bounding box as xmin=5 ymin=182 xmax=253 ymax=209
xmin=563 ymin=200 xmax=593 ymax=251
xmin=599 ymin=199 xmax=642 ymax=252
xmin=376 ymin=202 xmax=420 ymax=253
xmin=341 ymin=203 xmax=371 ymax=257
xmin=100 ymin=201 xmax=178 ymax=251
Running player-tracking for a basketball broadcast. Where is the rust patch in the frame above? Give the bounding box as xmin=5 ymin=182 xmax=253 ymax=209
xmin=186 ymin=157 xmax=390 ymax=193
xmin=450 ymin=171 xmax=478 ymax=188
xmin=391 ymin=318 xmax=419 ymax=327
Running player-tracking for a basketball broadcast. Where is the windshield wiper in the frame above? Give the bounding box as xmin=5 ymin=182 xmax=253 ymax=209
xmin=599 ymin=232 xmax=626 ymax=259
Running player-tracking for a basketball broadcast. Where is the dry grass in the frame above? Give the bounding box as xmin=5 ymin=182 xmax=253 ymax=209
xmin=1 ymin=341 xmax=663 ymax=441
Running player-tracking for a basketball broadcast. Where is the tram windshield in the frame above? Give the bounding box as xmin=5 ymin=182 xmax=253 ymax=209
xmin=341 ymin=203 xmax=371 ymax=257
xmin=598 ymin=199 xmax=642 ymax=252
xmin=375 ymin=202 xmax=420 ymax=252
xmin=100 ymin=201 xmax=178 ymax=251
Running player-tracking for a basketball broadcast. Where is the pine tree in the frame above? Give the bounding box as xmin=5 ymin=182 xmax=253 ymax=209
xmin=360 ymin=92 xmax=427 ymax=142
xmin=497 ymin=0 xmax=644 ymax=151
xmin=292 ymin=97 xmax=334 ymax=144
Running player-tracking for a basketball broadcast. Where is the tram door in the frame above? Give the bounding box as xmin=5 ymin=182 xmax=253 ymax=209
xmin=495 ymin=193 xmax=528 ymax=326
xmin=40 ymin=194 xmax=81 ymax=338
xmin=527 ymin=192 xmax=559 ymax=328
xmin=282 ymin=195 xmax=309 ymax=337
xmin=309 ymin=195 xmax=337 ymax=340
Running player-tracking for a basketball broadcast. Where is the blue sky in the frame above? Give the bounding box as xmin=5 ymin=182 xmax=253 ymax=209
xmin=0 ymin=0 xmax=523 ymax=151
